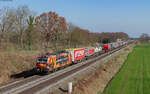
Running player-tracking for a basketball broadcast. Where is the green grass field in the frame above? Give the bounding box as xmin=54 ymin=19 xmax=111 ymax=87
xmin=103 ymin=44 xmax=150 ymax=94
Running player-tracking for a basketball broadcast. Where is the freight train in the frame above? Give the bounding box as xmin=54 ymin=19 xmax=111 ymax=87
xmin=36 ymin=40 xmax=133 ymax=73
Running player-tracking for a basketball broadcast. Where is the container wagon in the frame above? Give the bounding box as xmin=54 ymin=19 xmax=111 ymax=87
xmin=85 ymin=47 xmax=95 ymax=59
xmin=65 ymin=48 xmax=85 ymax=63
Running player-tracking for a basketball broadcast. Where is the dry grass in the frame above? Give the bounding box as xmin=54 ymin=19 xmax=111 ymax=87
xmin=0 ymin=50 xmax=41 ymax=85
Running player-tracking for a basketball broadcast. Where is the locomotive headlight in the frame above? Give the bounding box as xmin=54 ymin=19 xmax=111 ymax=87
xmin=40 ymin=64 xmax=43 ymax=66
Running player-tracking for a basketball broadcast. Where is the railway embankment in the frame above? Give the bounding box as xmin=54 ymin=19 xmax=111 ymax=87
xmin=0 ymin=51 xmax=41 ymax=85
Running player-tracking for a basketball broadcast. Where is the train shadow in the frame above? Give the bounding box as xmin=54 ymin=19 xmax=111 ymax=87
xmin=10 ymin=62 xmax=82 ymax=79
xmin=10 ymin=68 xmax=39 ymax=78
xmin=59 ymin=87 xmax=68 ymax=93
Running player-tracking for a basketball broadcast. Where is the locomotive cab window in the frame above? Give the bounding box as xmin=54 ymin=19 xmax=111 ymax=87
xmin=37 ymin=58 xmax=48 ymax=63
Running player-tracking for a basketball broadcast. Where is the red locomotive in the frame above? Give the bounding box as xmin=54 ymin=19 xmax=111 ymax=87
xmin=36 ymin=51 xmax=72 ymax=73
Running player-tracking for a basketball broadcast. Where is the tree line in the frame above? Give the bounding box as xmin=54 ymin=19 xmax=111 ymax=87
xmin=0 ymin=6 xmax=129 ymax=52
xmin=139 ymin=33 xmax=150 ymax=43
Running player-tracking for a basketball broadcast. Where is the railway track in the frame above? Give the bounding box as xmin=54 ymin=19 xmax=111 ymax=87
xmin=0 ymin=45 xmax=128 ymax=94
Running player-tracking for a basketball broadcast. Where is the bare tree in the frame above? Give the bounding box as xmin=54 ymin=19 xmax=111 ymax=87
xmin=0 ymin=7 xmax=16 ymax=47
xmin=14 ymin=5 xmax=32 ymax=48
xmin=0 ymin=7 xmax=16 ymax=32
xmin=67 ymin=23 xmax=75 ymax=48
xmin=139 ymin=33 xmax=149 ymax=43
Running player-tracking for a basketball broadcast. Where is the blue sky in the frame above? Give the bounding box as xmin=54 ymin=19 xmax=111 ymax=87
xmin=0 ymin=0 xmax=150 ymax=38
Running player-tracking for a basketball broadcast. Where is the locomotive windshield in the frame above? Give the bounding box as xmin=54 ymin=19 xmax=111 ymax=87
xmin=37 ymin=57 xmax=48 ymax=63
